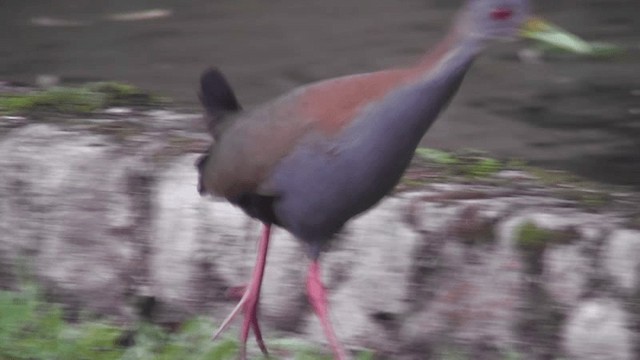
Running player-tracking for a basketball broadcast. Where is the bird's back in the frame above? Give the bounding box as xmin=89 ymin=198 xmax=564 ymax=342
xmin=199 ymin=69 xmax=411 ymax=199
xmin=200 ymin=34 xmax=455 ymax=197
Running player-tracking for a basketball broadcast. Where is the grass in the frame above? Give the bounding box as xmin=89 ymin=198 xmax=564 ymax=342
xmin=0 ymin=82 xmax=166 ymax=116
xmin=0 ymin=285 xmax=374 ymax=360
xmin=0 ymin=284 xmax=124 ymax=360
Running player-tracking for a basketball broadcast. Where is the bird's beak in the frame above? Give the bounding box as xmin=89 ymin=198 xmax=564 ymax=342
xmin=518 ymin=17 xmax=593 ymax=54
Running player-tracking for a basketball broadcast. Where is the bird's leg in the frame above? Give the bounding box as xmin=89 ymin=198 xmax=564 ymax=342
xmin=306 ymin=261 xmax=349 ymax=360
xmin=212 ymin=223 xmax=271 ymax=359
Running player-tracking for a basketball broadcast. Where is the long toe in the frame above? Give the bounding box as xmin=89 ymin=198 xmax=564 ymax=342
xmin=307 ymin=261 xmax=349 ymax=360
xmin=251 ymin=313 xmax=269 ymax=357
xmin=212 ymin=224 xmax=272 ymax=359
xmin=211 ymin=290 xmax=249 ymax=341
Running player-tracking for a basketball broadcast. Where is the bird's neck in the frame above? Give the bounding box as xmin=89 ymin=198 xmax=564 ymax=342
xmin=295 ymin=28 xmax=482 ymax=136
xmin=389 ymin=30 xmax=480 ymax=138
xmin=413 ymin=29 xmax=483 ymax=81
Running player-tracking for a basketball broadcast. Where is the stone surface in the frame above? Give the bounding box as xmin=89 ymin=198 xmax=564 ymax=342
xmin=604 ymin=230 xmax=640 ymax=293
xmin=0 ymin=119 xmax=639 ymax=360
xmin=563 ymin=299 xmax=633 ymax=360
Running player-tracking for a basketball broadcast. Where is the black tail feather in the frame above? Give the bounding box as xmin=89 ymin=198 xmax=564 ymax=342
xmin=199 ymin=67 xmax=241 ymax=138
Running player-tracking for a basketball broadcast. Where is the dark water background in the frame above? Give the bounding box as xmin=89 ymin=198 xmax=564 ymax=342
xmin=1 ymin=0 xmax=639 ymax=187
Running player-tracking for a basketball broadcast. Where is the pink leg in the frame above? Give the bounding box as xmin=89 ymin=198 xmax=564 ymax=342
xmin=306 ymin=261 xmax=348 ymax=360
xmin=212 ymin=223 xmax=271 ymax=359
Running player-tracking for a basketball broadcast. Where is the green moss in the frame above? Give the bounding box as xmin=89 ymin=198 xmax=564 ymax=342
xmin=413 ymin=148 xmax=503 ymax=179
xmin=464 ymin=157 xmax=502 ymax=177
xmin=86 ymin=82 xmax=166 ymax=108
xmin=415 ymin=148 xmax=458 ymax=165
xmin=516 ymin=222 xmax=555 ymax=252
xmin=0 ymin=82 xmax=166 ymax=116
xmin=0 ymin=87 xmax=104 ymax=115
xmin=515 ymin=222 xmax=555 ymax=275
xmin=515 ymin=222 xmax=579 ymax=275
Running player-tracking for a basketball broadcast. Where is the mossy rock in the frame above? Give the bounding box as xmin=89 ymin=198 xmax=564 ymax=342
xmin=516 ymin=222 xmax=556 ymax=252
xmin=453 ymin=151 xmax=503 ymax=178
xmin=0 ymin=82 xmax=166 ymax=116
xmin=515 ymin=221 xmax=580 ymax=275
xmin=414 ymin=147 xmax=504 ymax=179
xmin=0 ymin=87 xmax=105 ymax=115
xmin=86 ymin=82 xmax=166 ymax=108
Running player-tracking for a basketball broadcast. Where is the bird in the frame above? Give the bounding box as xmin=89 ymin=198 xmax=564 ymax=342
xmin=196 ymin=0 xmax=545 ymax=358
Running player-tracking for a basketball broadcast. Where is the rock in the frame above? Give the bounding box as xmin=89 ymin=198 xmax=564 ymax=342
xmin=563 ymin=299 xmax=633 ymax=360
xmin=604 ymin=230 xmax=640 ymax=293
xmin=0 ymin=124 xmax=141 ymax=318
xmin=1 ymin=119 xmax=639 ymax=359
xmin=543 ymin=243 xmax=590 ymax=306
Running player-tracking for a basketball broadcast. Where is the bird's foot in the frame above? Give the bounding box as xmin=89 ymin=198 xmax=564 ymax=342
xmin=307 ymin=261 xmax=349 ymax=360
xmin=212 ymin=284 xmax=269 ymax=359
xmin=212 ymin=224 xmax=272 ymax=360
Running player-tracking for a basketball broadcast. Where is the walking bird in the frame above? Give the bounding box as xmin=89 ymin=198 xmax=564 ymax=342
xmin=196 ymin=0 xmax=554 ymax=358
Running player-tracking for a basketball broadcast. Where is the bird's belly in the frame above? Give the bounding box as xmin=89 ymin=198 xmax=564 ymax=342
xmin=271 ymin=116 xmax=422 ymax=243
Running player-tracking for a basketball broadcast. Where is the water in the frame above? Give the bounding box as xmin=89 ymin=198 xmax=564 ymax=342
xmin=1 ymin=0 xmax=639 ymax=187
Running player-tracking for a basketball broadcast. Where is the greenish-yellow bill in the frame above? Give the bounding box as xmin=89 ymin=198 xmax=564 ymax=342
xmin=519 ymin=17 xmax=620 ymax=56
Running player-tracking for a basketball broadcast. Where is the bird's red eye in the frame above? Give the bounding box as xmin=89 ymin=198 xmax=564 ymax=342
xmin=491 ymin=7 xmax=513 ymax=20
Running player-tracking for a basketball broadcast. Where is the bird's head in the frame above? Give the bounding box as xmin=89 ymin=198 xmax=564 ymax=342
xmin=456 ymin=0 xmax=531 ymax=41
